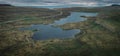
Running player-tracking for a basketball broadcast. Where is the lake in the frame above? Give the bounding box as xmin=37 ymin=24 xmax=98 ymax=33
xmin=20 ymin=12 xmax=97 ymax=40
xmin=53 ymin=12 xmax=97 ymax=25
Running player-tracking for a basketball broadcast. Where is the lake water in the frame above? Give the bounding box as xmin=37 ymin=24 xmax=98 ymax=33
xmin=53 ymin=12 xmax=97 ymax=25
xmin=21 ymin=24 xmax=80 ymax=40
xmin=20 ymin=12 xmax=97 ymax=40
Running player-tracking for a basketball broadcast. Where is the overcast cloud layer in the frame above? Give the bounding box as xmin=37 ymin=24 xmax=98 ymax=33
xmin=0 ymin=0 xmax=120 ymax=6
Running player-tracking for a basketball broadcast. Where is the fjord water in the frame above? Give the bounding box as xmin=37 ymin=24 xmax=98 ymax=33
xmin=20 ymin=12 xmax=97 ymax=40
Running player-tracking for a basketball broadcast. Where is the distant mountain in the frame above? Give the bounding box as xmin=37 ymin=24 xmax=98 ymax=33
xmin=111 ymin=4 xmax=120 ymax=7
xmin=0 ymin=4 xmax=12 ymax=6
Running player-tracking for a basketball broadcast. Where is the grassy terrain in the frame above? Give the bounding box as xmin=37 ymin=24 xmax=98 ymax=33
xmin=0 ymin=5 xmax=120 ymax=56
xmin=56 ymin=5 xmax=120 ymax=13
xmin=0 ymin=6 xmax=70 ymax=30
xmin=60 ymin=9 xmax=120 ymax=56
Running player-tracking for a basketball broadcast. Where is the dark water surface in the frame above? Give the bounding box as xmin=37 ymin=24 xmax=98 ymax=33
xmin=20 ymin=12 xmax=97 ymax=40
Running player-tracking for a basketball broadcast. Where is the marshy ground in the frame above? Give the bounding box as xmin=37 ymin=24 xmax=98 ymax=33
xmin=0 ymin=5 xmax=120 ymax=56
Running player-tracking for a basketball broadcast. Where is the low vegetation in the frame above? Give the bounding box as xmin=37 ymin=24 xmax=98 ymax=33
xmin=0 ymin=5 xmax=120 ymax=56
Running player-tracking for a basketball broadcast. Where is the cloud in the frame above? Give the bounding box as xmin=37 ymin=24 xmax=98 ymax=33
xmin=0 ymin=0 xmax=120 ymax=6
xmin=0 ymin=0 xmax=8 ymax=4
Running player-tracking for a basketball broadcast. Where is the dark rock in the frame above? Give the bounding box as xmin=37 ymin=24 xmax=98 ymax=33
xmin=80 ymin=16 xmax=87 ymax=18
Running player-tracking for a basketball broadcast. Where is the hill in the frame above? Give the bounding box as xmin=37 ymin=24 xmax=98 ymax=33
xmin=111 ymin=4 xmax=120 ymax=7
xmin=0 ymin=4 xmax=12 ymax=6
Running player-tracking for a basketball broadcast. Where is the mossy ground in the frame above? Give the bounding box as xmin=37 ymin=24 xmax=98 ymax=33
xmin=0 ymin=6 xmax=120 ymax=56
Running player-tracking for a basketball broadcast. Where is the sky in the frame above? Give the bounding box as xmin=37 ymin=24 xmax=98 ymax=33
xmin=0 ymin=0 xmax=120 ymax=6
